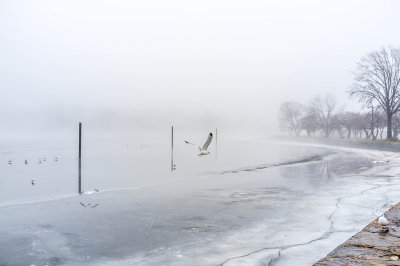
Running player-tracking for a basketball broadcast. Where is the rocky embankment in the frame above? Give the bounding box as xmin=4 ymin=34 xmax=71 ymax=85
xmin=315 ymin=203 xmax=400 ymax=265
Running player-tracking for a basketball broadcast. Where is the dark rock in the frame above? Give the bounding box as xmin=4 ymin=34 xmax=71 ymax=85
xmin=315 ymin=203 xmax=400 ymax=265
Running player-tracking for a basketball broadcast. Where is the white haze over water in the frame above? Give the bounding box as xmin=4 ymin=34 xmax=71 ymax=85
xmin=1 ymin=0 xmax=400 ymax=138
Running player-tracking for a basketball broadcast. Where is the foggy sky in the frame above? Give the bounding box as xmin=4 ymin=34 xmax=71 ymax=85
xmin=1 ymin=0 xmax=400 ymax=138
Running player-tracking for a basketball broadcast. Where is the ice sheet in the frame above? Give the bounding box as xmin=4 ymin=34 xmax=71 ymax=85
xmin=0 ymin=139 xmax=399 ymax=265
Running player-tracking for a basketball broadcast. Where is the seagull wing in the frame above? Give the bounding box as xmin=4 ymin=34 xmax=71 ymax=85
xmin=79 ymin=202 xmax=87 ymax=207
xmin=91 ymin=203 xmax=100 ymax=208
xmin=184 ymin=140 xmax=201 ymax=151
xmin=202 ymin=133 xmax=213 ymax=150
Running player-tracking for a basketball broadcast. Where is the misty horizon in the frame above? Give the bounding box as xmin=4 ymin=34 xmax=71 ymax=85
xmin=2 ymin=1 xmax=400 ymax=139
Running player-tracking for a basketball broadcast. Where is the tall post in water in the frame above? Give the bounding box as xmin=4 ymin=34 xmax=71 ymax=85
xmin=78 ymin=122 xmax=82 ymax=194
xmin=215 ymin=128 xmax=218 ymax=159
xmin=171 ymin=126 xmax=174 ymax=171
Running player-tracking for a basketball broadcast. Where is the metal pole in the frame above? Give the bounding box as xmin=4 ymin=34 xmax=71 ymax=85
xmin=78 ymin=122 xmax=82 ymax=194
xmin=171 ymin=126 xmax=174 ymax=171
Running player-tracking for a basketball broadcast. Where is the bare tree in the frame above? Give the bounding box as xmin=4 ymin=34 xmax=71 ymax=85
xmin=349 ymin=47 xmax=400 ymax=139
xmin=361 ymin=112 xmax=373 ymax=139
xmin=308 ymin=94 xmax=337 ymax=137
xmin=340 ymin=112 xmax=358 ymax=138
xmin=279 ymin=102 xmax=306 ymax=136
xmin=374 ymin=108 xmax=386 ymax=139
xmin=300 ymin=114 xmax=317 ymax=137
xmin=363 ymin=105 xmax=381 ymax=140
xmin=350 ymin=112 xmax=364 ymax=139
xmin=332 ymin=113 xmax=344 ymax=138
xmin=392 ymin=113 xmax=400 ymax=139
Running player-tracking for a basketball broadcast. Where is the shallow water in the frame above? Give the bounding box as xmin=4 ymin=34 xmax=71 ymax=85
xmin=0 ymin=137 xmax=327 ymax=203
xmin=0 ymin=139 xmax=399 ymax=265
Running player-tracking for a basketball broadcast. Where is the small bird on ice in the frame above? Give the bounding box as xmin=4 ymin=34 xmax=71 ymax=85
xmin=378 ymin=215 xmax=389 ymax=233
xmin=378 ymin=215 xmax=389 ymax=225
xmin=185 ymin=132 xmax=213 ymax=156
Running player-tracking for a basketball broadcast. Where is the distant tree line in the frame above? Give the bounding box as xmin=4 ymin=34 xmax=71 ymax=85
xmin=279 ymin=46 xmax=400 ymax=141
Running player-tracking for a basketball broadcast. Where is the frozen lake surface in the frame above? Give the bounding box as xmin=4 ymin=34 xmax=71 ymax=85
xmin=1 ymin=137 xmax=400 ymax=265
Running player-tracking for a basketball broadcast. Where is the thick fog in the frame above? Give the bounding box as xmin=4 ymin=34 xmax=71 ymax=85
xmin=1 ymin=0 xmax=400 ymax=139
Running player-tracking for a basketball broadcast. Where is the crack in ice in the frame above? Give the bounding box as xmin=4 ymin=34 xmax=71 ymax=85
xmin=219 ymin=183 xmax=384 ymax=266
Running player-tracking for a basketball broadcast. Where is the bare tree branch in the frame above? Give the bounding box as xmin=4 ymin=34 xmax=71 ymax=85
xmin=348 ymin=46 xmax=400 ymax=139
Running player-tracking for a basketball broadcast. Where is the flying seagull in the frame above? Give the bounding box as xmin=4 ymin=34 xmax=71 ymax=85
xmin=31 ymin=180 xmax=35 ymax=186
xmin=185 ymin=132 xmax=213 ymax=156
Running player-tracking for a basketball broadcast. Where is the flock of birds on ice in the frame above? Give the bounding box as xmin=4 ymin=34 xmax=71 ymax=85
xmin=6 ymin=157 xmax=59 ymax=166
xmin=5 ymin=157 xmax=59 ymax=188
xmin=4 ymin=156 xmax=102 ymax=208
